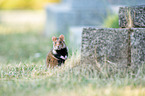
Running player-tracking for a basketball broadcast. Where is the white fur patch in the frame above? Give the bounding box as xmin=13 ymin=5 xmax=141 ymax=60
xmin=65 ymin=55 xmax=68 ymax=59
xmin=60 ymin=55 xmax=68 ymax=60
xmin=60 ymin=55 xmax=65 ymax=60
xmin=52 ymin=50 xmax=57 ymax=54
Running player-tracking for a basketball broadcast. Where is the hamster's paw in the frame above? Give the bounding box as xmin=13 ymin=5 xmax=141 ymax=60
xmin=60 ymin=55 xmax=65 ymax=60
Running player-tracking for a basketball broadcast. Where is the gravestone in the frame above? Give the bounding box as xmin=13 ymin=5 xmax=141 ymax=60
xmin=81 ymin=28 xmax=145 ymax=67
xmin=45 ymin=0 xmax=110 ymax=36
xmin=131 ymin=29 xmax=145 ymax=65
xmin=119 ymin=5 xmax=145 ymax=28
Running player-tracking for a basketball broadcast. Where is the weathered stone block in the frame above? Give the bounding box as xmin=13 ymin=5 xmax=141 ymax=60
xmin=131 ymin=28 xmax=145 ymax=65
xmin=81 ymin=28 xmax=145 ymax=67
xmin=119 ymin=5 xmax=145 ymax=28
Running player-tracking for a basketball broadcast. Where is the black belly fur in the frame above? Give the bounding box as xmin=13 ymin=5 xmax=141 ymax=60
xmin=53 ymin=47 xmax=68 ymax=66
xmin=56 ymin=48 xmax=68 ymax=57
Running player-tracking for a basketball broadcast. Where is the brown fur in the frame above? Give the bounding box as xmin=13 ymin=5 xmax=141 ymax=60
xmin=46 ymin=50 xmax=59 ymax=68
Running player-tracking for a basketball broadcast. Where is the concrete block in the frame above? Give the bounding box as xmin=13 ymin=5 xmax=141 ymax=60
xmin=81 ymin=28 xmax=145 ymax=67
xmin=119 ymin=5 xmax=145 ymax=28
xmin=131 ymin=28 xmax=145 ymax=65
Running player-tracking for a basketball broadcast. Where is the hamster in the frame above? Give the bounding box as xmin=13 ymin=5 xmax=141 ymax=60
xmin=46 ymin=34 xmax=68 ymax=68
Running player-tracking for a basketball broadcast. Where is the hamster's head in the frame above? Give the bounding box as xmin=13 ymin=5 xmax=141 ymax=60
xmin=52 ymin=34 xmax=66 ymax=50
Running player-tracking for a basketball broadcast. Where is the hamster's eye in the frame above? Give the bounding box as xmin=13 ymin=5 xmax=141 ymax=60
xmin=59 ymin=41 xmax=62 ymax=43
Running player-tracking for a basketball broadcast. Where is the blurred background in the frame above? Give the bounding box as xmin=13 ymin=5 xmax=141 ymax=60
xmin=0 ymin=0 xmax=145 ymax=64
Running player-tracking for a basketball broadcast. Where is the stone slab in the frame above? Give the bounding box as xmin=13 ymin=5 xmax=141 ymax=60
xmin=119 ymin=5 xmax=145 ymax=28
xmin=81 ymin=28 xmax=145 ymax=67
xmin=131 ymin=29 xmax=145 ymax=65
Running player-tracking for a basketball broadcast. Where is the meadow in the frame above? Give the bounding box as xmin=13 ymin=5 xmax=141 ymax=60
xmin=0 ymin=13 xmax=145 ymax=96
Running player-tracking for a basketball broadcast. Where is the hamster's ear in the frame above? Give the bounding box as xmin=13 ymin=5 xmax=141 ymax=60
xmin=59 ymin=34 xmax=64 ymax=41
xmin=52 ymin=36 xmax=57 ymax=41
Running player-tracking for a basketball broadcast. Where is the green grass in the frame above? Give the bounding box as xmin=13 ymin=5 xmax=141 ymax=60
xmin=104 ymin=14 xmax=119 ymax=28
xmin=0 ymin=31 xmax=48 ymax=64
xmin=0 ymin=24 xmax=145 ymax=96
